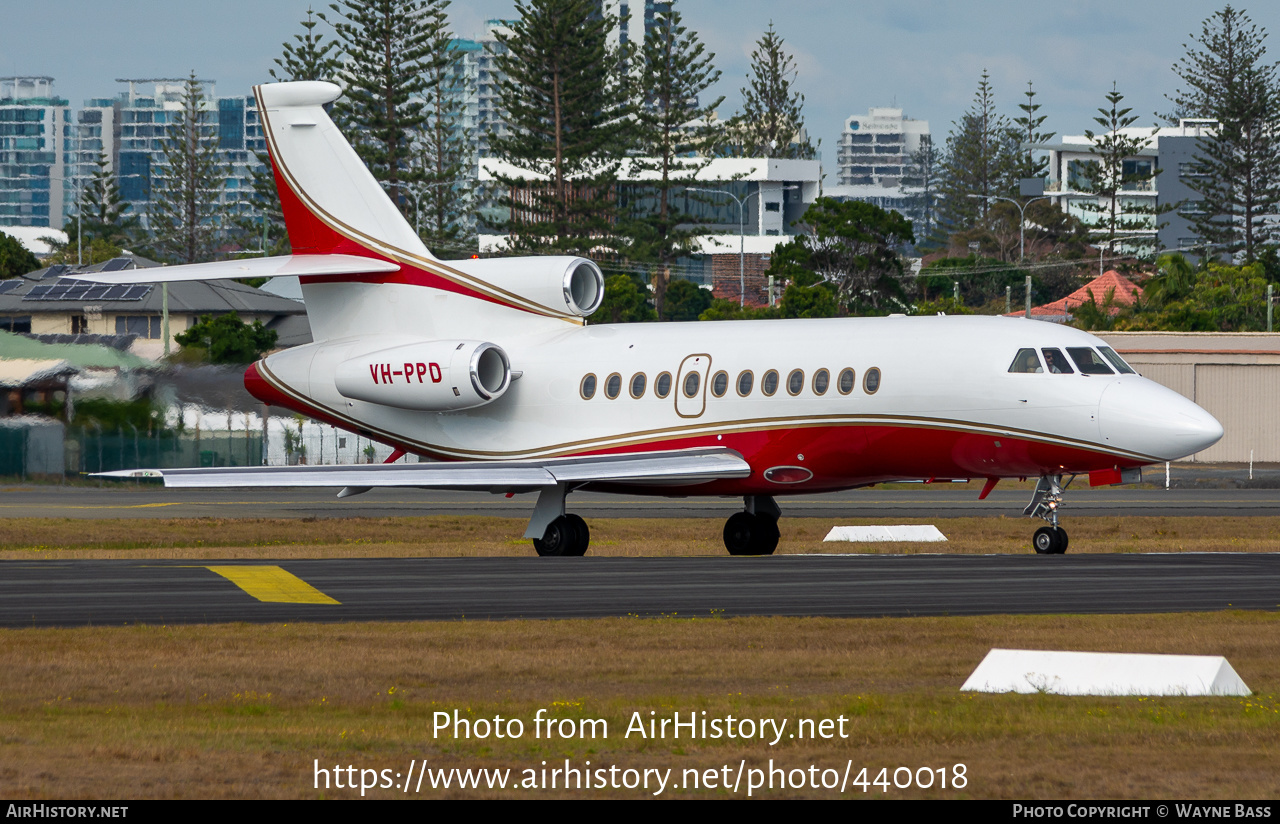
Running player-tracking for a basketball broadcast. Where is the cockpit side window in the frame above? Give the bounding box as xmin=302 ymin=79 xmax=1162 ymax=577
xmin=1098 ymin=346 xmax=1136 ymax=374
xmin=1067 ymin=347 xmax=1114 ymax=375
xmin=1009 ymin=348 xmax=1043 ymax=373
xmin=1041 ymin=348 xmax=1074 ymax=374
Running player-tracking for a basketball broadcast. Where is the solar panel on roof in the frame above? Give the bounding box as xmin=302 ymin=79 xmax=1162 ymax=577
xmin=102 ymin=285 xmax=130 ymax=300
xmin=0 ymin=280 xmax=22 ymax=295
xmin=24 ymin=279 xmax=154 ymax=302
xmin=100 ymin=258 xmax=133 ymax=272
xmin=123 ymin=285 xmax=153 ymax=300
xmin=43 ymin=265 xmax=68 ymax=278
xmin=25 ymin=285 xmax=51 ymax=299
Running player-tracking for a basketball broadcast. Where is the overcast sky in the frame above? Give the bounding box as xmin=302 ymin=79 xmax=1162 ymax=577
xmin=3 ymin=0 xmax=1275 ymax=160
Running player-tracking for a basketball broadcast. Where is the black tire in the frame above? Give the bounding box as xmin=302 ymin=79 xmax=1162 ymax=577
xmin=752 ymin=514 xmax=780 ymax=555
xmin=1033 ymin=526 xmax=1057 ymax=555
xmin=564 ymin=513 xmax=590 ymax=557
xmin=1052 ymin=526 xmax=1068 ymax=554
xmin=534 ymin=516 xmax=575 ymax=557
xmin=724 ymin=511 xmax=758 ymax=556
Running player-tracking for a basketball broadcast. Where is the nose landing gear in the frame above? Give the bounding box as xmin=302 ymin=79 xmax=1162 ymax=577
xmin=1024 ymin=475 xmax=1070 ymax=554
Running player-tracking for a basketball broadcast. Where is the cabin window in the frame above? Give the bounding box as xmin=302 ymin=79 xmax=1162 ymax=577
xmin=837 ymin=368 xmax=856 ymax=394
xmin=737 ymin=370 xmax=754 ymax=397
xmin=812 ymin=368 xmax=830 ymax=395
xmin=1098 ymin=346 xmax=1136 ymax=374
xmin=711 ymin=370 xmax=728 ymax=397
xmin=864 ymin=367 xmax=882 ymax=394
xmin=762 ymin=369 xmax=779 ymax=396
xmin=1041 ymin=348 xmax=1074 ymax=374
xmin=1008 ymin=348 xmax=1043 ymax=373
xmin=630 ymin=372 xmax=647 ymax=398
xmin=605 ymin=373 xmax=622 ymax=399
xmin=787 ymin=369 xmax=805 ymax=396
xmin=683 ymin=371 xmax=701 ymax=398
xmin=655 ymin=372 xmax=672 ymax=398
xmin=580 ymin=374 xmax=597 ymax=399
xmin=1067 ymin=347 xmax=1114 ymax=375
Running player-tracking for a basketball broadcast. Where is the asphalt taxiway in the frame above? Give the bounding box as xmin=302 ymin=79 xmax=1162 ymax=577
xmin=1 ymin=553 xmax=1277 ymax=628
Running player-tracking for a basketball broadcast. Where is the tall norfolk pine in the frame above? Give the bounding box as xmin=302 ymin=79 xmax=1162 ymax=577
xmin=1168 ymin=5 xmax=1280 ymax=262
xmin=488 ymin=0 xmax=631 ymax=257
xmin=148 ymin=74 xmax=226 ymax=264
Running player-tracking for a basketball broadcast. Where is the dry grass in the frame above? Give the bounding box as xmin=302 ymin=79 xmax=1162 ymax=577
xmin=0 ymin=515 xmax=1278 ymax=559
xmin=2 ymin=612 xmax=1279 ymax=799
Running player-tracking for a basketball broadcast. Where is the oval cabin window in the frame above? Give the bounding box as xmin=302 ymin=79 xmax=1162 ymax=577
xmin=711 ymin=371 xmax=728 ymax=397
xmin=736 ymin=370 xmax=754 ymax=396
xmin=580 ymin=374 xmax=597 ymax=400
xmin=683 ymin=371 xmax=701 ymax=398
xmin=604 ymin=373 xmax=622 ymax=399
xmin=655 ymin=372 xmax=672 ymax=398
xmin=630 ymin=372 xmax=647 ymax=398
xmin=762 ymin=370 xmax=779 ymax=396
xmin=864 ymin=367 xmax=881 ymax=394
xmin=813 ymin=368 xmax=830 ymax=395
xmin=787 ymin=369 xmax=804 ymax=396
xmin=838 ymin=368 xmax=855 ymax=394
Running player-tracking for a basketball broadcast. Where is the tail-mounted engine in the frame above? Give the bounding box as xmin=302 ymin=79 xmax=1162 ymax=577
xmin=448 ymin=256 xmax=605 ymax=318
xmin=335 ymin=340 xmax=511 ymax=411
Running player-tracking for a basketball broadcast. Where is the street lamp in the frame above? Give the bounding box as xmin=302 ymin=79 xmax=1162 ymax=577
xmin=380 ymin=180 xmax=456 ymax=240
xmin=965 ymin=193 xmax=1054 ymax=263
xmin=685 ymin=185 xmax=799 ymax=307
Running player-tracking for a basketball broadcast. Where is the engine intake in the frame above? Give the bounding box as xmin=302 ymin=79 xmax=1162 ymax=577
xmin=449 ymin=256 xmax=604 ymax=317
xmin=334 ymin=340 xmax=511 ymax=411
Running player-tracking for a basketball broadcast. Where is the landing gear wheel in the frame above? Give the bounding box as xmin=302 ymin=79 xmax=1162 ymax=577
xmin=563 ymin=514 xmax=590 ymax=557
xmin=723 ymin=512 xmax=779 ymax=556
xmin=1032 ymin=526 xmax=1068 ymax=555
xmin=534 ymin=515 xmax=588 ymax=557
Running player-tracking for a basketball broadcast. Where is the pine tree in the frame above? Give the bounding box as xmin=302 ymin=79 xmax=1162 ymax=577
xmin=65 ymin=152 xmax=140 ymax=252
xmin=488 ymin=0 xmax=632 ymax=256
xmin=902 ymin=135 xmax=940 ymax=246
xmin=148 ymin=73 xmax=227 ymax=264
xmin=936 ymin=71 xmax=1020 ymax=237
xmin=244 ymin=6 xmax=343 ymax=255
xmin=732 ymin=23 xmax=813 ymax=159
xmin=625 ymin=2 xmax=724 ymax=319
xmin=413 ymin=6 xmax=478 ymax=256
xmin=1077 ymin=83 xmax=1164 ymax=262
xmin=322 ymin=0 xmax=445 ymax=216
xmin=1168 ymin=5 xmax=1280 ymax=262
xmin=1013 ymin=80 xmax=1054 ymax=180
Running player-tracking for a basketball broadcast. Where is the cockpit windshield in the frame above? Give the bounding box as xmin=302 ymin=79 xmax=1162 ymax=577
xmin=1067 ymin=347 xmax=1114 ymax=375
xmin=1098 ymin=346 xmax=1136 ymax=374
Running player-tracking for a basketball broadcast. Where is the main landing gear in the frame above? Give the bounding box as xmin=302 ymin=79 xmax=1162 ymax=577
xmin=1024 ymin=475 xmax=1071 ymax=554
xmin=525 ymin=484 xmax=589 ymax=556
xmin=723 ymin=495 xmax=781 ymax=556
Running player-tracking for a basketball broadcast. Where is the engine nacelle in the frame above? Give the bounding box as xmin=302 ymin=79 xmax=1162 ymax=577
xmin=334 ymin=340 xmax=511 ymax=411
xmin=448 ymin=256 xmax=604 ymax=318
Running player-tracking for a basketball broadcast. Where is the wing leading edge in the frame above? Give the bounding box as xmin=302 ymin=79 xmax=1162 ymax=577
xmin=96 ymin=446 xmax=751 ymax=493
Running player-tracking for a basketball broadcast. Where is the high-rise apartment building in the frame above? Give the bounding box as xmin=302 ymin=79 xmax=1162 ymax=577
xmin=836 ymin=107 xmax=929 ymax=188
xmin=0 ymin=77 xmax=72 ymax=228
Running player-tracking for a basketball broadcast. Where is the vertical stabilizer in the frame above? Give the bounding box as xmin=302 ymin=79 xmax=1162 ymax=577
xmin=254 ymin=82 xmax=433 ymax=262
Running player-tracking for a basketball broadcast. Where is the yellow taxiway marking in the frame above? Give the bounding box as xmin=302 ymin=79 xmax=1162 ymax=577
xmin=205 ymin=565 xmax=340 ymax=604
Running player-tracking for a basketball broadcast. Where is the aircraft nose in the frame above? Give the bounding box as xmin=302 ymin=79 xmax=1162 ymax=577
xmin=1098 ymin=378 xmax=1224 ymax=461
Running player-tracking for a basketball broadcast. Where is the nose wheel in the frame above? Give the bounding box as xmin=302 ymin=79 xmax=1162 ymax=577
xmin=1025 ymin=475 xmax=1071 ymax=554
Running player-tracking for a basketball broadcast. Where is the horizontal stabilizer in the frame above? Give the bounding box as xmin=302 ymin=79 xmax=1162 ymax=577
xmin=95 ymin=447 xmax=751 ymax=492
xmin=64 ymin=254 xmax=400 ymax=285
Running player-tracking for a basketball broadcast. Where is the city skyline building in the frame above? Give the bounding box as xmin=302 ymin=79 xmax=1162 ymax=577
xmin=0 ymin=77 xmax=72 ymax=229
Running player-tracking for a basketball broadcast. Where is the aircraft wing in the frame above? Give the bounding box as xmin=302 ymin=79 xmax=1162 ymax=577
xmin=95 ymin=446 xmax=751 ymax=493
xmin=63 ymin=254 xmax=400 ymax=284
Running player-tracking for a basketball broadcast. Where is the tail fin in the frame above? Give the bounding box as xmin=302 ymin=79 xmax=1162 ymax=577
xmin=254 ymin=82 xmax=433 ymax=262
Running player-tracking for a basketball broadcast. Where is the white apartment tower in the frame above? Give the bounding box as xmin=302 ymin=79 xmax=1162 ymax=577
xmin=837 ymin=107 xmax=930 ymax=188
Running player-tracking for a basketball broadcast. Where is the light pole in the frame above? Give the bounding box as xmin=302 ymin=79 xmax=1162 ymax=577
xmin=686 ymin=185 xmax=799 ymax=307
xmin=965 ymin=193 xmax=1054 ymax=263
xmin=381 ymin=180 xmax=455 ymax=241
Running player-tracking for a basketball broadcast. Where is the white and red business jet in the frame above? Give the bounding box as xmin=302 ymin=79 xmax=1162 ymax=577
xmin=80 ymin=81 xmax=1223 ymax=557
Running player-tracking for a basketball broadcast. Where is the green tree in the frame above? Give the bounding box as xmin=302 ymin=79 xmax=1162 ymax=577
xmin=1077 ymin=83 xmax=1164 ymax=262
xmin=902 ymin=135 xmax=940 ymax=246
xmin=174 ymin=312 xmax=279 ymax=363
xmin=322 ymin=0 xmax=445 ymax=216
xmin=662 ymin=277 xmax=712 ymax=321
xmin=730 ymin=23 xmax=814 ymax=159
xmin=1013 ymin=80 xmax=1054 ymax=180
xmin=1168 ymin=5 xmax=1280 ymax=262
xmin=594 ymin=273 xmax=656 ymax=323
xmin=246 ymin=6 xmax=344 ymax=256
xmin=625 ymin=2 xmax=724 ymax=318
xmin=937 ymin=71 xmax=1020 ymax=237
xmin=413 ymin=11 xmax=478 ymax=255
xmin=148 ymin=73 xmax=227 ymax=264
xmin=489 ymin=0 xmax=631 ymax=256
xmin=63 ymin=153 xmax=140 ymax=253
xmin=0 ymin=231 xmax=39 ymax=278
xmin=766 ymin=198 xmax=914 ymax=315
